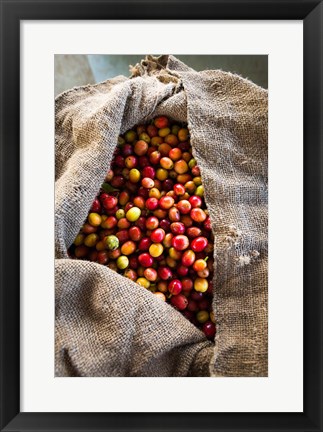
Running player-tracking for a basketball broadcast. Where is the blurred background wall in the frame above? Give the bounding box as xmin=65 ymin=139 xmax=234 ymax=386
xmin=55 ymin=55 xmax=268 ymax=97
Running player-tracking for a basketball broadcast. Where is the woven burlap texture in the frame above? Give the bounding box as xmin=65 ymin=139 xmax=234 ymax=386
xmin=55 ymin=55 xmax=268 ymax=377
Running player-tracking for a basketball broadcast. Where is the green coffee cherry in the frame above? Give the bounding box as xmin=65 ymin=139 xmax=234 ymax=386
xmin=117 ymin=255 xmax=129 ymax=270
xmin=104 ymin=235 xmax=119 ymax=251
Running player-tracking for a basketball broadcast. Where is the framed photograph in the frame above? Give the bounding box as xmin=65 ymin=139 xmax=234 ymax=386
xmin=1 ymin=1 xmax=322 ymax=431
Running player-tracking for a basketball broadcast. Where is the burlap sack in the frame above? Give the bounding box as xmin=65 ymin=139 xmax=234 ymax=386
xmin=55 ymin=55 xmax=268 ymax=377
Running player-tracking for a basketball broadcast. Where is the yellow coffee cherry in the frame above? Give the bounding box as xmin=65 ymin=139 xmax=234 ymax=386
xmin=149 ymin=243 xmax=164 ymax=258
xmin=210 ymin=311 xmax=216 ymax=323
xmin=194 ymin=278 xmax=208 ymax=293
xmin=137 ymin=277 xmax=150 ymax=289
xmin=88 ymin=212 xmax=102 ymax=227
xmin=196 ymin=310 xmax=209 ymax=324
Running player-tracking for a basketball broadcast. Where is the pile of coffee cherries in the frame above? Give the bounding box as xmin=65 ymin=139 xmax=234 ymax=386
xmin=68 ymin=116 xmax=216 ymax=340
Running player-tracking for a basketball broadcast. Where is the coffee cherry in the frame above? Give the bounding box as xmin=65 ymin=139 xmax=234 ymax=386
xmin=144 ymin=267 xmax=157 ymax=282
xmin=189 ymin=195 xmax=202 ymax=208
xmin=158 ymin=266 xmax=173 ymax=280
xmin=126 ymin=207 xmax=141 ymax=222
xmin=197 ymin=268 xmax=210 ymax=278
xmin=191 ymin=236 xmax=208 ymax=252
xmin=181 ymin=250 xmax=196 ymax=267
xmin=84 ymin=233 xmax=99 ymax=247
xmin=186 ymin=226 xmax=202 ymax=238
xmin=124 ymin=268 xmax=137 ymax=281
xmin=142 ymin=166 xmax=156 ymax=179
xmin=169 ymin=148 xmax=182 ymax=161
xmin=159 ymin=196 xmax=174 ymax=210
xmin=173 ymin=183 xmax=186 ymax=196
xmin=184 ymin=181 xmax=196 ymax=194
xmin=150 ymin=228 xmax=165 ymax=243
xmin=168 ymin=247 xmax=182 ymax=260
xmin=168 ymin=207 xmax=181 ymax=222
xmin=172 ymin=235 xmax=189 ymax=251
xmin=147 ymin=124 xmax=158 ymax=137
xmin=108 ymin=248 xmax=121 ymax=260
xmin=129 ymin=256 xmax=139 ymax=269
xmin=128 ymin=226 xmax=142 ymax=242
xmin=70 ymin=116 xmax=215 ymax=335
xmin=160 ymin=157 xmax=174 ymax=170
xmin=146 ymin=197 xmax=159 ymax=210
xmin=178 ymin=128 xmax=189 ymax=142
xmin=187 ymin=299 xmax=198 ymax=312
xmin=137 ymin=277 xmax=150 ymax=288
xmin=154 ymin=292 xmax=166 ymax=301
xmin=170 ymin=222 xmax=185 ymax=235
xmin=117 ymin=218 xmax=131 ymax=229
xmin=194 ymin=277 xmax=208 ymax=293
xmin=90 ymin=198 xmax=101 ymax=213
xmin=191 ymin=166 xmax=200 ymax=176
xmin=142 ymin=177 xmax=155 ymax=189
xmin=177 ymin=265 xmax=189 ymax=277
xmin=138 ymin=237 xmax=152 ymax=251
xmin=154 ymin=116 xmax=169 ymax=129
xmin=103 ymin=195 xmax=118 ymax=210
xmin=204 ymin=216 xmax=212 ymax=231
xmin=125 ymin=130 xmax=136 ymax=143
xmin=156 ymin=168 xmax=168 ymax=181
xmin=124 ymin=155 xmax=138 ymax=169
xmin=177 ymin=200 xmax=191 ymax=214
xmin=196 ymin=310 xmax=209 ymax=324
xmin=181 ymin=278 xmax=193 ymax=292
xmin=134 ymin=140 xmax=148 ymax=156
xmin=193 ymin=258 xmax=207 ymax=272
xmin=117 ymin=255 xmax=129 ymax=270
xmin=97 ymin=250 xmax=109 ymax=265
xmin=115 ymin=230 xmax=128 ymax=244
xmin=74 ymin=245 xmax=89 ymax=258
xmin=138 ymin=253 xmax=154 ymax=267
xmin=149 ymin=187 xmax=161 ymax=199
xmin=190 ymin=208 xmax=207 ymax=222
xmin=159 ymin=219 xmax=171 ymax=232
xmin=163 ymin=179 xmax=174 ymax=192
xmin=174 ymin=159 xmax=189 ymax=174
xmin=190 ymin=291 xmax=204 ymax=301
xmin=146 ymin=216 xmax=159 ymax=230
xmin=133 ymin=196 xmax=145 ymax=209
xmin=150 ymin=150 xmax=161 ymax=165
xmin=202 ymin=321 xmax=216 ymax=339
xmin=101 ymin=216 xmax=118 ymax=229
xmin=158 ymin=127 xmax=171 ymax=137
xmin=74 ymin=233 xmax=85 ymax=246
xmin=163 ymin=233 xmax=173 ymax=248
xmin=139 ymin=132 xmax=150 ymax=144
xmin=121 ymin=241 xmax=136 ymax=255
xmin=166 ymin=256 xmax=177 ymax=268
xmin=168 ymin=279 xmax=182 ymax=295
xmin=170 ymin=294 xmax=188 ymax=310
xmin=195 ymin=185 xmax=204 ymax=196
xmin=149 ymin=243 xmax=164 ymax=258
xmin=104 ymin=235 xmax=119 ymax=251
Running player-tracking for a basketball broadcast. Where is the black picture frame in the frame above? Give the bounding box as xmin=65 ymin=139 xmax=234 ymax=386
xmin=1 ymin=1 xmax=322 ymax=431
